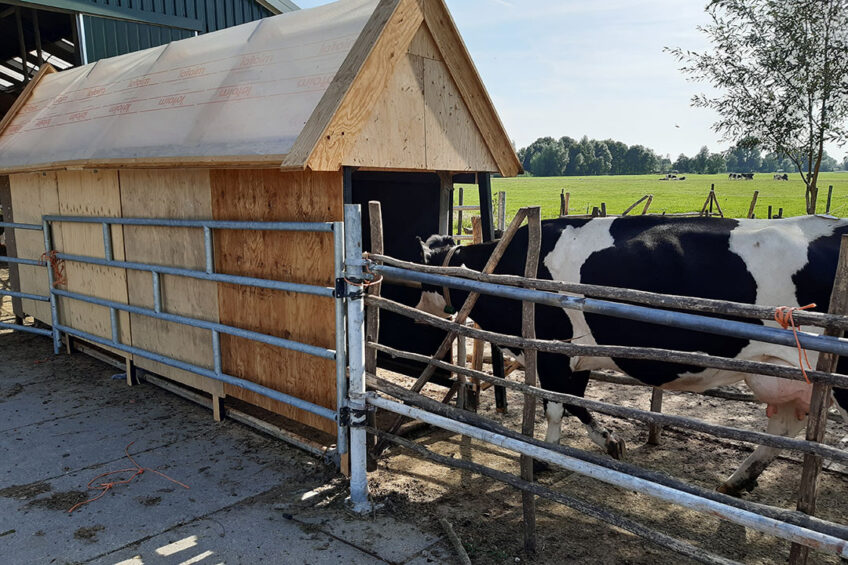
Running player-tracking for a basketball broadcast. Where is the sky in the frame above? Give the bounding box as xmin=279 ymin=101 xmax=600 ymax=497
xmin=294 ymin=0 xmax=844 ymax=161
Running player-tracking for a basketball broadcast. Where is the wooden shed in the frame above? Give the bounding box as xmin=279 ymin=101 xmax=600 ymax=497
xmin=0 ymin=0 xmax=521 ymax=442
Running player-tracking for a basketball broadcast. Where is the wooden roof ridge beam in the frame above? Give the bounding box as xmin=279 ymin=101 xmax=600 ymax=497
xmin=283 ymin=0 xmax=424 ymax=171
xmin=0 ymin=63 xmax=55 ymax=137
xmin=422 ymin=0 xmax=522 ymax=177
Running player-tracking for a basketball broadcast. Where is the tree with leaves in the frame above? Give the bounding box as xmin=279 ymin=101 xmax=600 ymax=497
xmin=669 ymin=0 xmax=848 ymax=213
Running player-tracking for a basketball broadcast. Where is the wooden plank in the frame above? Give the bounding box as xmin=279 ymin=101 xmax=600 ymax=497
xmin=0 ymin=64 xmax=55 ymax=138
xmin=119 ymin=169 xmax=223 ymax=398
xmin=407 ymin=23 xmax=442 ymax=61
xmin=0 ymin=175 xmax=23 ymax=318
xmin=423 ymin=57 xmax=499 ymax=172
xmin=422 ymin=1 xmax=522 ymax=177
xmin=346 ymin=52 xmax=426 ymax=169
xmin=55 ymin=170 xmax=131 ymax=355
xmin=296 ymin=0 xmax=424 ymax=171
xmin=211 ymin=169 xmax=343 ymax=436
xmin=520 ymin=208 xmax=541 ymax=553
xmin=8 ymin=172 xmax=62 ymax=323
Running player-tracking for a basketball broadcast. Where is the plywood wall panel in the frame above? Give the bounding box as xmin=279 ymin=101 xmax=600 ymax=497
xmin=119 ymin=169 xmax=223 ymax=397
xmin=55 ymin=170 xmax=131 ymax=354
xmin=211 ymin=169 xmax=342 ymax=436
xmin=8 ymin=172 xmax=62 ymax=323
xmin=423 ymin=57 xmax=498 ymax=172
xmin=347 ymin=53 xmax=427 ymax=170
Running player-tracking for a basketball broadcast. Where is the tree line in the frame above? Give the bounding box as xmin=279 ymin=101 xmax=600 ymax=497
xmin=518 ymin=135 xmax=847 ymax=177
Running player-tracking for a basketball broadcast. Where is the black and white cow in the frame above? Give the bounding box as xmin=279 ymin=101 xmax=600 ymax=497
xmin=415 ymin=215 xmax=848 ymax=495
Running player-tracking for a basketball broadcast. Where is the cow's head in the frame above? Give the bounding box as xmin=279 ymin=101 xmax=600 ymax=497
xmin=414 ymin=234 xmax=457 ymax=319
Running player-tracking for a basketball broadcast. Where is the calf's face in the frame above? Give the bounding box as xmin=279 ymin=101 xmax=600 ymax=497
xmin=413 ymin=234 xmax=457 ymax=320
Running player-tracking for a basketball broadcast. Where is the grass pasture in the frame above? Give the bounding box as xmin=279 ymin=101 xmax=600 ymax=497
xmin=456 ymin=172 xmax=848 ymax=225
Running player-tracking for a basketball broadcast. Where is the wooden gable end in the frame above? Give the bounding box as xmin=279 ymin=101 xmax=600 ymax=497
xmin=345 ymin=23 xmax=499 ymax=172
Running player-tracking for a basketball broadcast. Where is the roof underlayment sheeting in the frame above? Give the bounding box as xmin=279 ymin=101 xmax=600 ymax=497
xmin=0 ymin=0 xmax=377 ymax=171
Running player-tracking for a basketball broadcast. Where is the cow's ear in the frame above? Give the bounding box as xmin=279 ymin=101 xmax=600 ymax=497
xmin=416 ymin=236 xmax=429 ymax=262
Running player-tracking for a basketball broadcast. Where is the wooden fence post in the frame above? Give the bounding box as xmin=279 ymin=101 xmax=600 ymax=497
xmin=641 ymin=195 xmax=653 ymax=215
xmin=456 ymin=187 xmax=464 ymax=236
xmin=600 ymin=203 xmax=607 ymax=217
xmin=787 ymin=234 xmax=848 ymax=565
xmin=747 ymin=191 xmax=759 ymax=219
xmin=560 ymin=190 xmax=570 ymax=216
xmin=497 ymin=191 xmax=506 ymax=232
xmin=647 ymin=389 xmax=664 ymax=445
xmin=826 ymin=185 xmax=833 ymax=214
xmin=521 ymin=207 xmax=542 ymax=554
xmin=366 ymin=201 xmax=384 ymax=471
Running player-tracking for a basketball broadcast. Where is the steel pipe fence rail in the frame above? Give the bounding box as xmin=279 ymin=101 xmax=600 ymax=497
xmin=369 ymin=263 xmax=848 ymax=358
xmin=53 ymin=253 xmax=335 ymax=298
xmin=365 ymin=253 xmax=848 ymax=331
xmin=0 ymin=221 xmax=42 ymax=231
xmin=366 ymin=391 xmax=848 ymax=558
xmin=54 ymin=322 xmax=338 ymax=422
xmin=51 ymin=288 xmax=336 ymax=361
xmin=365 ymin=341 xmax=848 ymax=464
xmin=0 ymin=289 xmax=49 ymax=302
xmin=42 ymin=216 xmax=336 ymax=232
xmin=9 ymin=215 xmax=353 ymax=465
xmin=2 ymin=255 xmax=45 ymax=266
xmin=371 ymin=427 xmax=740 ymax=565
xmin=367 ymin=294 xmax=848 ymax=388
xmin=0 ymin=220 xmax=56 ymax=339
xmin=0 ymin=322 xmax=52 ymax=336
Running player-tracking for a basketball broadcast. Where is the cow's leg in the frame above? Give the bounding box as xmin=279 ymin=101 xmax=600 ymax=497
xmin=537 ymin=363 xmax=626 ymax=466
xmin=717 ymin=403 xmax=807 ymax=496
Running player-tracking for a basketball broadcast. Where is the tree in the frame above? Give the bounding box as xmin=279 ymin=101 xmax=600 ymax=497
xmin=725 ymin=139 xmax=762 ymax=172
xmin=527 ymin=139 xmax=568 ymax=177
xmin=669 ymin=0 xmax=848 ymax=213
xmin=706 ymin=152 xmax=727 ymax=174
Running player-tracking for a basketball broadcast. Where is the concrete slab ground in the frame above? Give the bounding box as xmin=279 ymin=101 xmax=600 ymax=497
xmin=1 ymin=287 xmax=454 ymax=564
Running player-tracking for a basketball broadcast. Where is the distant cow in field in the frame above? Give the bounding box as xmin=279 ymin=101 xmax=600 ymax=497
xmin=774 ymin=173 xmax=789 ymax=181
xmin=742 ymin=173 xmax=755 ymax=180
xmin=416 ymin=216 xmax=848 ymax=496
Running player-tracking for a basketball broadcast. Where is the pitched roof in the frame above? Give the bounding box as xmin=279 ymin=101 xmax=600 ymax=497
xmin=0 ymin=0 xmax=521 ymax=176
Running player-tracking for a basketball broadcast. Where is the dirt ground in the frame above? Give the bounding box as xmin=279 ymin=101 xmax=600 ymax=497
xmin=366 ymin=347 xmax=848 ymax=564
xmin=4 ymin=263 xmax=848 ymax=564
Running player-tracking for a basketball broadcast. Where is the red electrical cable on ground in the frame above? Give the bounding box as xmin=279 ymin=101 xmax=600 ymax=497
xmin=774 ymin=304 xmax=817 ymax=384
xmin=68 ymin=441 xmax=190 ymax=513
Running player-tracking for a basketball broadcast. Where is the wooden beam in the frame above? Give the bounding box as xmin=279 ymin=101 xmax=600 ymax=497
xmin=787 ymin=235 xmax=848 ymax=565
xmin=15 ymin=7 xmax=28 ymax=84
xmin=284 ymin=0 xmax=423 ymax=171
xmin=0 ymin=63 xmax=55 ymax=138
xmin=422 ymin=0 xmax=522 ymax=177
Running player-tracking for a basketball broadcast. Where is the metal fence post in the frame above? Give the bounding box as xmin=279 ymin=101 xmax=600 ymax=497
xmin=344 ymin=204 xmax=372 ymax=513
xmin=334 ymin=220 xmax=349 ymax=467
xmin=41 ymin=219 xmax=61 ymax=354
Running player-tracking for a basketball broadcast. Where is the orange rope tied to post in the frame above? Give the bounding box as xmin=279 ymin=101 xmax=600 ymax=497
xmin=68 ymin=442 xmax=190 ymax=513
xmin=774 ymin=304 xmax=817 ymax=384
xmin=40 ymin=250 xmax=66 ymax=287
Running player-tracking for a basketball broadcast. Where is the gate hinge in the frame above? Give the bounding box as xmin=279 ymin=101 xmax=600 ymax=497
xmin=334 ymin=278 xmax=363 ymax=300
xmin=339 ymin=403 xmax=374 ymax=427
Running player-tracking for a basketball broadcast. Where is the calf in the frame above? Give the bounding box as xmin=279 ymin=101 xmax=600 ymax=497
xmin=415 ymin=215 xmax=848 ymax=495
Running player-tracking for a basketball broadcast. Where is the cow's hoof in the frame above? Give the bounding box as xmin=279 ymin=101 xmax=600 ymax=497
xmin=717 ymin=479 xmax=757 ymax=498
xmin=533 ymin=459 xmax=550 ymax=474
xmin=606 ymin=436 xmax=626 ymax=460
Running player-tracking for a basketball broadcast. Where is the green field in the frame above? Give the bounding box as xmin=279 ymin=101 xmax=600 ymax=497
xmin=456 ymin=172 xmax=848 ymax=227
